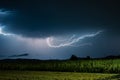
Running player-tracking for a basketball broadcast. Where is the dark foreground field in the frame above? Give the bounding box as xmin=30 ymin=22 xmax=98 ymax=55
xmin=0 ymin=71 xmax=120 ymax=80
xmin=0 ymin=59 xmax=120 ymax=73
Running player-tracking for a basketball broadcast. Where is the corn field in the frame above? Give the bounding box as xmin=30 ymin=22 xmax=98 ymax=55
xmin=0 ymin=59 xmax=120 ymax=73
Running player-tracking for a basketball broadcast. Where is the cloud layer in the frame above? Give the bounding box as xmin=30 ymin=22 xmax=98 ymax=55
xmin=0 ymin=0 xmax=120 ymax=59
xmin=0 ymin=0 xmax=120 ymax=38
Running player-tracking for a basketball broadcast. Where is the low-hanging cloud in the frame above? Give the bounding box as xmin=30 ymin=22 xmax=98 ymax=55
xmin=8 ymin=53 xmax=29 ymax=57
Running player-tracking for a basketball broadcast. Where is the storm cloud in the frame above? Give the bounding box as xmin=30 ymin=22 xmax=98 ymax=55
xmin=0 ymin=0 xmax=120 ymax=38
xmin=0 ymin=0 xmax=120 ymax=59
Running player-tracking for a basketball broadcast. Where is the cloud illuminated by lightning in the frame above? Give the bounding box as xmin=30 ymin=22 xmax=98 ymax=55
xmin=0 ymin=26 xmax=13 ymax=36
xmin=0 ymin=24 xmax=103 ymax=48
xmin=0 ymin=25 xmax=49 ymax=49
xmin=0 ymin=9 xmax=11 ymax=15
xmin=46 ymin=31 xmax=102 ymax=48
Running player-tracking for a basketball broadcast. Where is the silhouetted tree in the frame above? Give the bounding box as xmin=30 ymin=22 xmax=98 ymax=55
xmin=69 ymin=55 xmax=78 ymax=60
xmin=86 ymin=56 xmax=91 ymax=59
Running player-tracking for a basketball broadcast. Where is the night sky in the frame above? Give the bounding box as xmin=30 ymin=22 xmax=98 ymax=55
xmin=0 ymin=0 xmax=120 ymax=59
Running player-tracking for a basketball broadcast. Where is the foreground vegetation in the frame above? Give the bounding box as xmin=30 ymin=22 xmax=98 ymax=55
xmin=0 ymin=71 xmax=119 ymax=80
xmin=0 ymin=59 xmax=120 ymax=73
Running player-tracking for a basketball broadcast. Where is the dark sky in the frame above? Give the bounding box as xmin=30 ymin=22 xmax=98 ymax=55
xmin=0 ymin=0 xmax=120 ymax=59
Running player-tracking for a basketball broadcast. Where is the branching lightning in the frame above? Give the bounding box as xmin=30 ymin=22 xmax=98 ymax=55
xmin=0 ymin=24 xmax=103 ymax=48
xmin=46 ymin=31 xmax=102 ymax=48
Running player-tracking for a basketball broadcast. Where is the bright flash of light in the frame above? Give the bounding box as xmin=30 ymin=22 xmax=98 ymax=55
xmin=0 ymin=26 xmax=13 ymax=36
xmin=46 ymin=31 xmax=102 ymax=48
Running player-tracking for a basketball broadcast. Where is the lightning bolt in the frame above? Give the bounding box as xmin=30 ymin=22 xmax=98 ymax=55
xmin=0 ymin=24 xmax=103 ymax=48
xmin=46 ymin=31 xmax=102 ymax=48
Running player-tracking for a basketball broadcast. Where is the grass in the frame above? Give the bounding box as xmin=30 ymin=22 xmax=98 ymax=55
xmin=0 ymin=71 xmax=119 ymax=80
